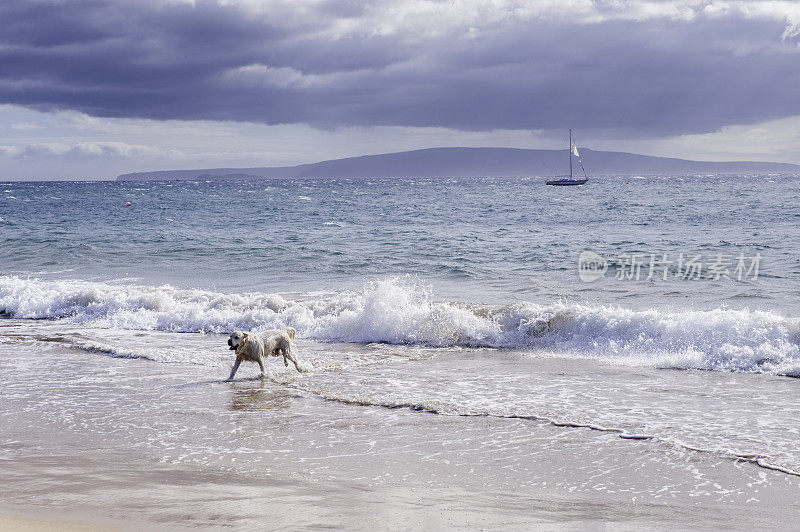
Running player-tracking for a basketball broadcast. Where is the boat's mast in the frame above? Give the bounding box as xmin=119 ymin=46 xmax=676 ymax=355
xmin=569 ymin=129 xmax=573 ymax=178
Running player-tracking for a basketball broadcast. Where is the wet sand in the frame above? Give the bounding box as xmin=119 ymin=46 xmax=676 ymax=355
xmin=1 ymin=325 xmax=799 ymax=529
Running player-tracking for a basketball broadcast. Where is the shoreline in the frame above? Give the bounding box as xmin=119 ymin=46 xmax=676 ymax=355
xmin=2 ymin=323 xmax=800 ymax=528
xmin=316 ymin=388 xmax=800 ymax=479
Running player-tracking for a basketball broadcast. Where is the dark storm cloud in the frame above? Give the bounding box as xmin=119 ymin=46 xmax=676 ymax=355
xmin=1 ymin=0 xmax=799 ymax=135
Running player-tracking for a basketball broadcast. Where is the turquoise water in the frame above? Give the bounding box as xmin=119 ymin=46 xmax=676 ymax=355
xmin=2 ymin=175 xmax=798 ymax=309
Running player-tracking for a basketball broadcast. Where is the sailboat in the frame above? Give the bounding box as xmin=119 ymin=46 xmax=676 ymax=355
xmin=545 ymin=129 xmax=588 ymax=186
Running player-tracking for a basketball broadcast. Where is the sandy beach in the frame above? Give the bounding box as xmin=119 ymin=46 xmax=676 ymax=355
xmin=2 ymin=319 xmax=799 ymax=530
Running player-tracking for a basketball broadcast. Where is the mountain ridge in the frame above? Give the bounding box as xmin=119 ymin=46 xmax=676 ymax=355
xmin=116 ymin=147 xmax=800 ymax=181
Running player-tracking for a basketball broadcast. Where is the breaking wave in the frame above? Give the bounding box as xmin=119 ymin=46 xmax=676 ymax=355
xmin=2 ymin=275 xmax=799 ymax=375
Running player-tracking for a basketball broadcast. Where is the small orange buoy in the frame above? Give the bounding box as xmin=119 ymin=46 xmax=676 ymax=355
xmin=125 ymin=202 xmax=131 ymax=206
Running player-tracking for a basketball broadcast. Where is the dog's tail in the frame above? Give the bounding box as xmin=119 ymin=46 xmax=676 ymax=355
xmin=285 ymin=327 xmax=296 ymax=340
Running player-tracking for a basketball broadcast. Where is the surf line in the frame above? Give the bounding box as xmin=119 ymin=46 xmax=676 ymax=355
xmin=261 ymin=374 xmax=800 ymax=479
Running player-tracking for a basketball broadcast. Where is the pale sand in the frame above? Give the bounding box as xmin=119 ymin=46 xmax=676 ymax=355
xmin=2 ymin=452 xmax=794 ymax=530
xmin=0 ymin=512 xmax=110 ymax=532
xmin=1 ymin=328 xmax=800 ymax=529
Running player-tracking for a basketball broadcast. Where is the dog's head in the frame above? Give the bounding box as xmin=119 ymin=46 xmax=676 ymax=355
xmin=227 ymin=331 xmax=247 ymax=351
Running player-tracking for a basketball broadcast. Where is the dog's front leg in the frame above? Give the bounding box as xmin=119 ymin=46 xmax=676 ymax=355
xmin=227 ymin=358 xmax=242 ymax=381
xmin=257 ymin=356 xmax=266 ymax=377
xmin=284 ymin=350 xmax=304 ymax=372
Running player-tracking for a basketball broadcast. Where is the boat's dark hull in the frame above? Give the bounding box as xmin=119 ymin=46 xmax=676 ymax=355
xmin=545 ymin=178 xmax=588 ymax=186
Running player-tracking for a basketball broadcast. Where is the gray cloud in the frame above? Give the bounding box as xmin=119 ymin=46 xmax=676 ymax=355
xmin=0 ymin=141 xmax=159 ymax=159
xmin=1 ymin=0 xmax=799 ymax=136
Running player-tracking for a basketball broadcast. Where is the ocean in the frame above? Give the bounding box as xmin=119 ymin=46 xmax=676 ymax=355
xmin=2 ymin=175 xmax=800 ymax=526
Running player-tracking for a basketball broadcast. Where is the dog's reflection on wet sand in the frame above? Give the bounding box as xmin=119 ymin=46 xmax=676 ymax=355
xmin=229 ymin=380 xmax=303 ymax=412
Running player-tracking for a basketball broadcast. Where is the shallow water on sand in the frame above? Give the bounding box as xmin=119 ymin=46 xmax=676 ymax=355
xmin=2 ymin=331 xmax=800 ymax=529
xmin=4 ymin=318 xmax=800 ymax=478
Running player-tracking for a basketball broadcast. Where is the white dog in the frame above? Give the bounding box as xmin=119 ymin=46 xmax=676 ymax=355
xmin=226 ymin=327 xmax=303 ymax=380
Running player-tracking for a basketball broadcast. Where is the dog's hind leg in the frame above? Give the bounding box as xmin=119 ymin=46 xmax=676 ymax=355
xmin=257 ymin=356 xmax=266 ymax=377
xmin=227 ymin=358 xmax=242 ymax=381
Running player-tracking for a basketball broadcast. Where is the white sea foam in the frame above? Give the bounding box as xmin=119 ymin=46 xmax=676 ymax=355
xmin=2 ymin=275 xmax=799 ymax=375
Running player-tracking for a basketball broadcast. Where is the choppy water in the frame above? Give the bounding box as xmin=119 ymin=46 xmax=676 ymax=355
xmin=2 ymin=175 xmax=800 ymax=475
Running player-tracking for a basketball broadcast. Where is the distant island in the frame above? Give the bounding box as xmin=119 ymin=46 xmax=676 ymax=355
xmin=117 ymin=147 xmax=800 ymax=181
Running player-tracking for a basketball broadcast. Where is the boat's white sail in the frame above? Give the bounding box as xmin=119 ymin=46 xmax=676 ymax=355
xmin=545 ymin=129 xmax=589 ymax=186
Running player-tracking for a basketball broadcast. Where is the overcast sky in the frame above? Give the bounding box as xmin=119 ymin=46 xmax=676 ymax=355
xmin=1 ymin=0 xmax=800 ymax=179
